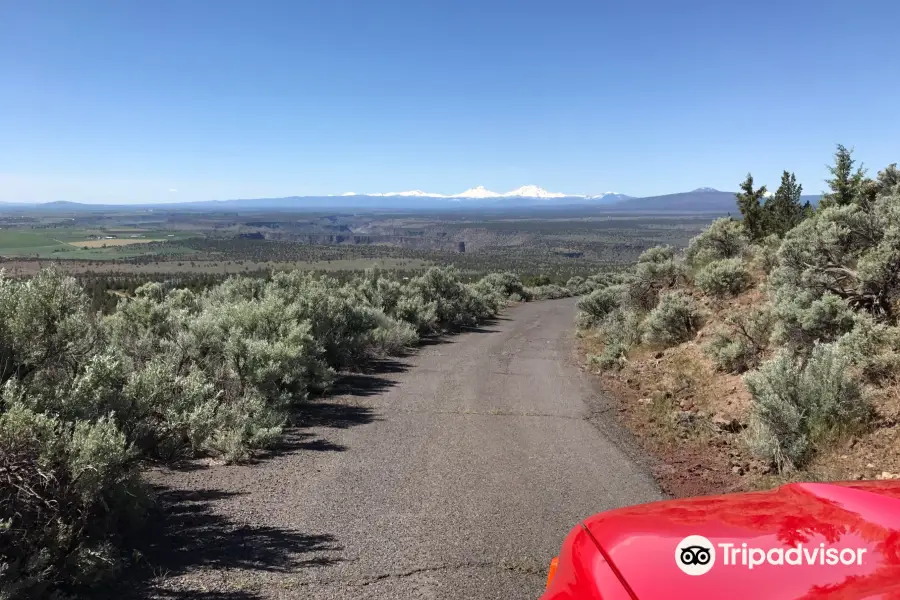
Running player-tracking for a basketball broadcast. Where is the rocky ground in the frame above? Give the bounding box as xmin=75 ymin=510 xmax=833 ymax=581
xmin=576 ymin=287 xmax=900 ymax=499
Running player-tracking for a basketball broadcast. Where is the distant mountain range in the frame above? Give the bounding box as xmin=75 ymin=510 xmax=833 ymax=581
xmin=603 ymin=188 xmax=738 ymax=212
xmin=0 ymin=186 xmax=822 ymax=214
xmin=602 ymin=188 xmax=821 ymax=213
xmin=341 ymin=185 xmax=627 ymax=200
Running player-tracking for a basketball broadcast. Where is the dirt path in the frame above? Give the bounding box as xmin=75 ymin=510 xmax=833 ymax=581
xmin=127 ymin=298 xmax=662 ymax=600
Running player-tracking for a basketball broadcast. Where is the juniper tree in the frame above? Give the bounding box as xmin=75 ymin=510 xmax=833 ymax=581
xmin=771 ymin=163 xmax=900 ymax=330
xmin=735 ymin=173 xmax=768 ymax=240
xmin=820 ymin=144 xmax=867 ymax=209
xmin=764 ymin=171 xmax=808 ymax=237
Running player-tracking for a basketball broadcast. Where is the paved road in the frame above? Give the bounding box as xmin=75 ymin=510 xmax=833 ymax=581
xmin=141 ymin=298 xmax=663 ymax=600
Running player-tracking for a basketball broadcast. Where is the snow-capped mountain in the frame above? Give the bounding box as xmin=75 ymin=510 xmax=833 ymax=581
xmin=452 ymin=186 xmax=501 ymax=198
xmin=691 ymin=187 xmax=720 ymax=193
xmin=365 ymin=190 xmax=444 ymax=197
xmin=384 ymin=190 xmax=437 ymax=197
xmin=345 ymin=185 xmax=589 ymax=199
xmin=501 ymin=185 xmax=567 ymax=199
xmin=455 ymin=185 xmax=574 ymax=199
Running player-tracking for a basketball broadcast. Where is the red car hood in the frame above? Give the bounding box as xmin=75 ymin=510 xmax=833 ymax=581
xmin=581 ymin=481 xmax=900 ymax=599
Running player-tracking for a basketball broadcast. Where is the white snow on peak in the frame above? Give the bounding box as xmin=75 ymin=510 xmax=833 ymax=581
xmin=452 ymin=186 xmax=502 ymax=198
xmin=692 ymin=187 xmax=720 ymax=193
xmin=367 ymin=190 xmax=447 ymax=197
xmin=365 ymin=190 xmax=429 ymax=197
xmin=347 ymin=185 xmax=602 ymax=199
xmin=387 ymin=190 xmax=442 ymax=197
xmin=502 ymin=185 xmax=567 ymax=198
xmin=588 ymin=191 xmax=622 ymax=199
xmin=452 ymin=185 xmax=575 ymax=198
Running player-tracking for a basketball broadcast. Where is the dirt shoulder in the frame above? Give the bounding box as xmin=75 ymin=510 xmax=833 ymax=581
xmin=575 ymin=288 xmax=900 ymax=500
xmin=576 ymin=337 xmax=753 ymax=498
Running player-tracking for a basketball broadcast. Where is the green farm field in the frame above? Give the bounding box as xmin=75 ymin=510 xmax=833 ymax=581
xmin=0 ymin=229 xmax=200 ymax=259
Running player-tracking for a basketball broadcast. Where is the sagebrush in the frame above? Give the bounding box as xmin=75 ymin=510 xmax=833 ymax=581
xmin=0 ymin=265 xmax=526 ymax=598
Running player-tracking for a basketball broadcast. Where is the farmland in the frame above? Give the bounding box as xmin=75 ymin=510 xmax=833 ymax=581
xmin=0 ymin=227 xmax=199 ymax=259
xmin=0 ymin=205 xmax=720 ymax=313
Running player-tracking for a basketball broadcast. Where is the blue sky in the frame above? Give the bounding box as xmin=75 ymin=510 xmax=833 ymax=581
xmin=2 ymin=0 xmax=899 ymax=203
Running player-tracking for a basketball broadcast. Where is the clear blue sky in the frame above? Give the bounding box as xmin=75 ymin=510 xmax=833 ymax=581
xmin=2 ymin=0 xmax=899 ymax=203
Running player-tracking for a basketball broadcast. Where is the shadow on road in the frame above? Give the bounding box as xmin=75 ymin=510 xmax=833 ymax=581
xmin=299 ymin=399 xmax=380 ymax=427
xmin=144 ymin=592 xmax=259 ymax=600
xmin=461 ymin=325 xmax=501 ymax=334
xmin=418 ymin=336 xmax=454 ymax=346
xmin=419 ymin=318 xmax=506 ymax=344
xmin=259 ymin=430 xmax=349 ymax=456
xmin=329 ymin=358 xmax=408 ymax=398
xmin=106 ymin=488 xmax=341 ymax=599
xmin=255 ymin=397 xmax=382 ymax=460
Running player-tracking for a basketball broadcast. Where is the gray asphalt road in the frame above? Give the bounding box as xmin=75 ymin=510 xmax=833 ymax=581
xmin=141 ymin=298 xmax=662 ymax=600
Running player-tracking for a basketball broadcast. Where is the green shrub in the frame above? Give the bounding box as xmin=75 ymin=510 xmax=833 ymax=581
xmin=268 ymin=271 xmax=380 ymax=369
xmin=525 ymin=284 xmax=572 ymax=300
xmin=637 ymin=245 xmax=676 ymax=264
xmin=406 ymin=267 xmax=481 ymax=330
xmin=394 ymin=291 xmax=440 ymax=333
xmin=703 ymin=308 xmax=773 ymax=373
xmin=836 ymin=313 xmax=900 ymax=382
xmin=576 ymin=285 xmax=626 ymax=329
xmin=748 ymin=234 xmax=781 ymax=274
xmin=474 ymin=271 xmax=530 ymax=301
xmin=587 ymin=341 xmax=628 ymax=371
xmin=642 ymin=291 xmax=703 ymax=348
xmin=0 ymin=401 xmax=147 ymax=598
xmin=196 ymin=292 xmax=331 ymax=391
xmin=565 ymin=276 xmax=586 ymax=294
xmin=119 ymin=360 xmax=284 ymax=461
xmin=0 ymin=268 xmax=97 ymax=388
xmin=584 ymin=308 xmax=644 ymax=372
xmin=600 ymin=309 xmax=644 ymax=350
xmin=694 ymin=258 xmax=752 ymax=298
xmin=371 ymin=314 xmax=419 ymax=356
xmin=684 ymin=218 xmax=748 ymax=267
xmin=464 ymin=284 xmax=499 ymax=322
xmin=745 ymin=343 xmax=872 ymax=472
xmin=770 ymin=290 xmax=857 ymax=351
xmin=625 ymin=259 xmax=685 ymax=311
xmin=705 ymin=333 xmax=751 ymax=374
xmin=357 ymin=267 xmax=524 ymax=334
xmin=564 ymin=273 xmax=621 ymax=296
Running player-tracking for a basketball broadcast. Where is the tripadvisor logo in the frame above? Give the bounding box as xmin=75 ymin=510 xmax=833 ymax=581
xmin=675 ymin=535 xmax=868 ymax=575
xmin=676 ymin=535 xmax=715 ymax=575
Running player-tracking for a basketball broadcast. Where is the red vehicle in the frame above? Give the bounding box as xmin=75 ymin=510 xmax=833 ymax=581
xmin=542 ymin=481 xmax=900 ymax=599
